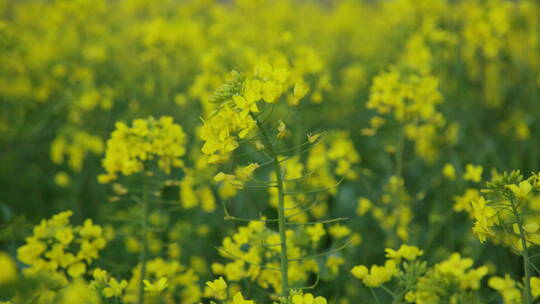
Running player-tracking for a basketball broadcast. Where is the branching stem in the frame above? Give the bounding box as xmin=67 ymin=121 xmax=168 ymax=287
xmin=509 ymin=195 xmax=532 ymax=304
xmin=138 ymin=172 xmax=150 ymax=304
xmin=252 ymin=113 xmax=289 ymax=298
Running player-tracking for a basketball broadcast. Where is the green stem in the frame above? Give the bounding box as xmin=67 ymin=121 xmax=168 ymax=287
xmin=138 ymin=172 xmax=150 ymax=304
xmin=395 ymin=126 xmax=405 ymax=178
xmin=509 ymin=195 xmax=532 ymax=304
xmin=252 ymin=113 xmax=289 ymax=298
xmin=393 ymin=125 xmax=405 ymax=245
xmin=369 ymin=287 xmax=382 ymax=304
xmin=380 ymin=284 xmax=397 ymax=299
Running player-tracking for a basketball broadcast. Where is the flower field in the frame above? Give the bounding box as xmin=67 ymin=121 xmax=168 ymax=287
xmin=1 ymin=0 xmax=540 ymax=303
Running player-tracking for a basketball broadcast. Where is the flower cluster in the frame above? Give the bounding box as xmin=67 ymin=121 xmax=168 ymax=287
xmin=356 ymin=175 xmax=413 ymax=243
xmin=3 ymin=0 xmax=540 ymax=303
xmin=406 ymin=254 xmax=488 ymax=303
xmin=99 ymin=116 xmax=187 ymax=182
xmin=90 ymin=268 xmax=128 ymax=298
xmin=352 ymin=245 xmax=487 ymax=304
xmin=214 ymin=220 xmax=319 ymax=294
xmin=123 ymin=257 xmax=202 ymax=304
xmin=200 ymin=63 xmax=291 ymax=164
xmin=363 ymin=67 xmax=445 ymax=162
xmin=470 ymin=171 xmax=540 ymax=248
xmin=50 ymin=130 xmax=104 ymax=172
xmin=17 ymin=211 xmax=106 ymax=281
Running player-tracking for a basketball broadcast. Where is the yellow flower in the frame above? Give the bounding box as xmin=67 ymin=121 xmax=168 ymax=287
xmin=143 ymin=277 xmax=168 ymax=294
xmin=326 ymin=256 xmax=345 ymax=274
xmin=356 ymin=198 xmax=372 ymax=216
xmin=100 ymin=116 xmax=186 ymax=182
xmin=512 ymin=222 xmax=540 ymax=251
xmin=506 ymin=180 xmax=532 ymax=200
xmin=68 ymin=262 xmax=86 ymax=277
xmin=55 ymin=172 xmax=71 ymax=187
xmin=206 ymin=276 xmax=227 ymax=300
xmin=277 ymin=120 xmax=287 ymax=138
xmin=305 ymin=223 xmax=326 ymax=244
xmin=60 ymin=280 xmax=100 ymax=304
xmin=254 ymin=62 xmax=273 ymax=80
xmin=329 ymin=224 xmax=350 ymax=239
xmin=442 ymin=163 xmax=456 ymax=180
xmin=471 ymin=197 xmax=499 ymax=243
xmin=293 ymin=82 xmax=309 ymax=103
xmin=463 ymin=164 xmax=483 ymax=182
xmin=235 ymin=163 xmax=259 ymax=181
xmin=231 ymin=291 xmax=255 ymax=304
xmin=92 ymin=268 xmax=108 ymax=282
xmin=531 ymin=277 xmax=540 ymax=298
xmin=351 ymin=260 xmax=397 ymax=287
xmin=55 ymin=228 xmax=74 ymax=245
xmin=103 ymin=277 xmax=128 ymax=298
xmin=453 ymin=188 xmax=480 ymax=214
xmin=0 ymin=252 xmax=17 ymax=284
xmin=488 ymin=275 xmax=521 ymax=303
xmin=214 ymin=172 xmax=243 ymax=189
xmin=307 ymin=133 xmax=322 ymax=144
xmin=292 ymin=293 xmax=327 ymax=304
xmin=234 ymin=95 xmax=258 ymax=117
xmin=385 ymin=244 xmax=423 ymax=261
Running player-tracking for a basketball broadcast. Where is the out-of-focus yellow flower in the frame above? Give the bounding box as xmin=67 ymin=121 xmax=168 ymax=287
xmin=531 ymin=277 xmax=540 ymax=298
xmin=61 ymin=280 xmax=100 ymax=304
xmin=385 ymin=244 xmax=423 ymax=262
xmin=489 ymin=275 xmax=521 ymax=304
xmin=55 ymin=172 xmax=71 ymax=187
xmin=103 ymin=277 xmax=127 ymax=298
xmin=99 ymin=116 xmax=186 ymax=182
xmin=292 ymin=293 xmax=327 ymax=304
xmin=463 ymin=164 xmax=483 ymax=183
xmin=442 ymin=163 xmax=456 ymax=180
xmin=0 ymin=252 xmax=17 ymax=284
xmin=351 ymin=260 xmax=397 ymax=287
xmin=143 ymin=277 xmax=168 ymax=294
xmin=356 ymin=197 xmax=372 ymax=216
xmin=231 ymin=291 xmax=255 ymax=304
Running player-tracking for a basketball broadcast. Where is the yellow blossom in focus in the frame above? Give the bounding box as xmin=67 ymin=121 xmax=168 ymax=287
xmin=471 ymin=196 xmax=499 ymax=243
xmin=206 ymin=276 xmax=227 ymax=300
xmin=506 ymin=180 xmax=532 ymax=200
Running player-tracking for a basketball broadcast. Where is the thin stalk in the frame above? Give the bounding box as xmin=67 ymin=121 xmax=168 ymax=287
xmin=395 ymin=126 xmax=405 ymax=178
xmin=138 ymin=172 xmax=150 ymax=304
xmin=509 ymin=195 xmax=532 ymax=304
xmin=369 ymin=287 xmax=382 ymax=304
xmin=393 ymin=125 xmax=405 ymax=246
xmin=252 ymin=113 xmax=289 ymax=297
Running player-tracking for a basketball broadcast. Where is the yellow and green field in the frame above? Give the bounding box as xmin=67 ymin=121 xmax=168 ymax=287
xmin=1 ymin=0 xmax=540 ymax=303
